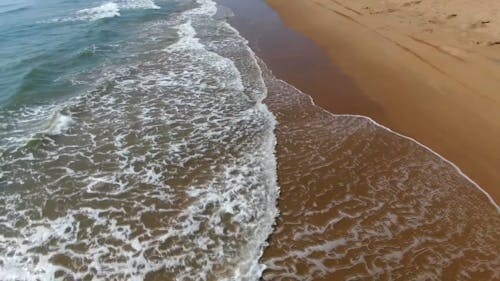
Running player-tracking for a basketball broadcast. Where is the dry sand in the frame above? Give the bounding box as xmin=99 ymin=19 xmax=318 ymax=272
xmin=266 ymin=0 xmax=500 ymax=202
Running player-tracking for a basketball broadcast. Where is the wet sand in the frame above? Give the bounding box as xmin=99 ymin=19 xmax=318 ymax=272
xmin=260 ymin=59 xmax=500 ymax=280
xmin=265 ymin=0 xmax=500 ymax=203
xmin=217 ymin=0 xmax=500 ymax=279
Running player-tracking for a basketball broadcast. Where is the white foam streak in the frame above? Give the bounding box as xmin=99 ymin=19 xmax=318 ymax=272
xmin=118 ymin=0 xmax=160 ymax=10
xmin=76 ymin=2 xmax=120 ymax=21
xmin=41 ymin=0 xmax=161 ymax=23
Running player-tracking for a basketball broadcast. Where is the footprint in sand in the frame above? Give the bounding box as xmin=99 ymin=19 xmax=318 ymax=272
xmin=402 ymin=1 xmax=422 ymax=8
xmin=470 ymin=20 xmax=491 ymax=29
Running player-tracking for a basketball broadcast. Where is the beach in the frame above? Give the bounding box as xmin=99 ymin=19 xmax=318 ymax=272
xmin=221 ymin=0 xmax=500 ymax=279
xmin=0 ymin=0 xmax=499 ymax=279
xmin=266 ymin=0 xmax=500 ymax=202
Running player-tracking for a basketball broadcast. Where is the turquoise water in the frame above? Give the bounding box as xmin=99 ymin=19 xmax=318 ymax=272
xmin=0 ymin=0 xmax=177 ymax=106
xmin=0 ymin=0 xmax=188 ymax=149
xmin=0 ymin=0 xmax=279 ymax=279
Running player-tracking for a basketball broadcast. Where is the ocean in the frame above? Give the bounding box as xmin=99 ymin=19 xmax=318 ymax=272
xmin=0 ymin=0 xmax=279 ymax=280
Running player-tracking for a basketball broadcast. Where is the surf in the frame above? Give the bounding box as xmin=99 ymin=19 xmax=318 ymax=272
xmin=0 ymin=0 xmax=279 ymax=280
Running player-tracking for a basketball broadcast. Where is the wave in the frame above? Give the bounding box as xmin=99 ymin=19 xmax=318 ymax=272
xmin=45 ymin=111 xmax=74 ymax=135
xmin=39 ymin=2 xmax=120 ymax=23
xmin=41 ymin=0 xmax=160 ymax=23
xmin=0 ymin=103 xmax=75 ymax=154
xmin=75 ymin=2 xmax=121 ymax=22
xmin=0 ymin=5 xmax=30 ymax=15
xmin=117 ymin=0 xmax=160 ymax=10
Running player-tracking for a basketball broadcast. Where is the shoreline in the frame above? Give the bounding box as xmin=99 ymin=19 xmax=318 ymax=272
xmin=282 ymin=72 xmax=500 ymax=209
xmin=257 ymin=55 xmax=500 ymax=280
xmin=218 ymin=0 xmax=499 ymax=206
xmin=217 ymin=1 xmax=500 ymax=279
xmin=265 ymin=0 xmax=500 ymax=203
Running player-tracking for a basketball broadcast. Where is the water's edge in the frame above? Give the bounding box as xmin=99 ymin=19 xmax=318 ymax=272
xmin=218 ymin=0 xmax=499 ymax=210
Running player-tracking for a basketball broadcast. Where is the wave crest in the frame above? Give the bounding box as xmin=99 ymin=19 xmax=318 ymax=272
xmin=45 ymin=111 xmax=74 ymax=135
xmin=75 ymin=2 xmax=121 ymax=21
xmin=41 ymin=0 xmax=160 ymax=23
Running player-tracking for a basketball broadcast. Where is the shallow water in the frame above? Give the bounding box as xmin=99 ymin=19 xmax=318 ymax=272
xmin=1 ymin=0 xmax=279 ymax=280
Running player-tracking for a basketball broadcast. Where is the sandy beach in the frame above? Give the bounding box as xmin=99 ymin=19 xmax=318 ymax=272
xmin=0 ymin=0 xmax=498 ymax=279
xmin=266 ymin=0 xmax=500 ymax=202
xmin=218 ymin=0 xmax=500 ymax=279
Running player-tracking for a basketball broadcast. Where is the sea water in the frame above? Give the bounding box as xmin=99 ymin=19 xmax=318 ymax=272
xmin=0 ymin=0 xmax=279 ymax=280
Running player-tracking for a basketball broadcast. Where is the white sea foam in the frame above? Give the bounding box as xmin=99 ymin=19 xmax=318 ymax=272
xmin=41 ymin=0 xmax=160 ymax=23
xmin=45 ymin=111 xmax=74 ymax=135
xmin=39 ymin=2 xmax=120 ymax=23
xmin=75 ymin=2 xmax=120 ymax=21
xmin=117 ymin=0 xmax=160 ymax=10
xmin=0 ymin=103 xmax=72 ymax=151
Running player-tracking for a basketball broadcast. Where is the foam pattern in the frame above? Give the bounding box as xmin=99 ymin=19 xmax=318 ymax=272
xmin=0 ymin=1 xmax=278 ymax=280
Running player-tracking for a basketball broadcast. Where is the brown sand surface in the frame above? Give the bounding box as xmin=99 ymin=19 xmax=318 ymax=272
xmin=266 ymin=0 xmax=500 ymax=202
xmin=216 ymin=0 xmax=382 ymax=117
